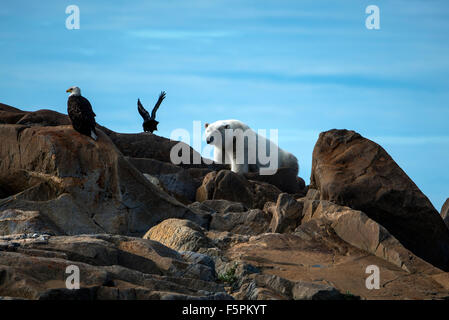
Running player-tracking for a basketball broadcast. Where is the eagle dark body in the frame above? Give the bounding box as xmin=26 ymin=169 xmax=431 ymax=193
xmin=67 ymin=95 xmax=97 ymax=138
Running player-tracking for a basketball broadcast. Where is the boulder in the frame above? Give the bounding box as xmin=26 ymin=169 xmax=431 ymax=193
xmin=0 ymin=125 xmax=201 ymax=236
xmin=310 ymin=129 xmax=449 ymax=270
xmin=143 ymin=218 xmax=215 ymax=252
xmin=196 ymin=170 xmax=282 ymax=209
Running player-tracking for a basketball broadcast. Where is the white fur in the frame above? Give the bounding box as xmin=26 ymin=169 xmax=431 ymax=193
xmin=205 ymin=119 xmax=299 ymax=176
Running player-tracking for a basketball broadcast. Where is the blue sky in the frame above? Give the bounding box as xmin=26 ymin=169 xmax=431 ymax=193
xmin=1 ymin=0 xmax=448 ymax=211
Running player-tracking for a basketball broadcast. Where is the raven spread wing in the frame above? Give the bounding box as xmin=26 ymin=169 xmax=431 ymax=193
xmin=150 ymin=91 xmax=166 ymax=120
xmin=137 ymin=98 xmax=150 ymax=120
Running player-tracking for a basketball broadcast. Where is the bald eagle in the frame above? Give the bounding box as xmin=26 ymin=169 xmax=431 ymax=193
xmin=137 ymin=91 xmax=166 ymax=133
xmin=66 ymin=86 xmax=97 ymax=140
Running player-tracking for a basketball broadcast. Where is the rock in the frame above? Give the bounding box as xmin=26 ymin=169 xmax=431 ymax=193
xmin=225 ymin=225 xmax=449 ymax=300
xmin=143 ymin=218 xmax=215 ymax=252
xmin=199 ymin=200 xmax=248 ymax=214
xmin=301 ymin=190 xmax=440 ymax=273
xmin=0 ymin=234 xmax=231 ymax=300
xmin=196 ymin=171 xmax=253 ymax=207
xmin=196 ymin=170 xmax=282 ymax=209
xmin=244 ymin=167 xmax=306 ymax=195
xmin=129 ymin=157 xmax=206 ymax=204
xmin=310 ymin=129 xmax=449 ymax=270
xmin=205 ymin=231 xmax=250 ymax=252
xmin=0 ymin=104 xmax=71 ymax=127
xmin=181 ymin=251 xmax=216 ymax=271
xmin=3 ymin=104 xmax=449 ymax=301
xmin=291 ymin=281 xmax=344 ymax=300
xmin=441 ymin=198 xmax=449 ymax=229
xmin=0 ymin=209 xmax=60 ymax=236
xmin=210 ymin=209 xmax=271 ymax=235
xmin=0 ymin=125 xmax=201 ymax=236
xmin=267 ymin=193 xmax=304 ymax=233
xmin=102 ymin=128 xmax=228 ymax=172
xmin=234 ymin=273 xmax=344 ymax=300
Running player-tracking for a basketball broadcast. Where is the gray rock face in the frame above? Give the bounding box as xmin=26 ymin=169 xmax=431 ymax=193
xmin=310 ymin=129 xmax=449 ymax=271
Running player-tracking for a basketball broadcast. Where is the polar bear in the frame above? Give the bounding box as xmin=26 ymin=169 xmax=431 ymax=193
xmin=204 ymin=119 xmax=299 ymax=176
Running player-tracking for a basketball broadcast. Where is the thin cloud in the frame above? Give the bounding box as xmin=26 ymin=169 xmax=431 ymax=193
xmin=128 ymin=29 xmax=236 ymax=39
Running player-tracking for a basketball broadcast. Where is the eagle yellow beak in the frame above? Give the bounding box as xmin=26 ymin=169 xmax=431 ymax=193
xmin=66 ymin=88 xmax=72 ymax=93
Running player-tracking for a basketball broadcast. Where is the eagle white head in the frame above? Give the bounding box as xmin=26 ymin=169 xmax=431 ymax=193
xmin=66 ymin=86 xmax=81 ymax=96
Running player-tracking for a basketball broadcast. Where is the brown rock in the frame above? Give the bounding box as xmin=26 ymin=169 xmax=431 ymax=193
xmin=267 ymin=193 xmax=304 ymax=233
xmin=196 ymin=170 xmax=282 ymax=209
xmin=310 ymin=129 xmax=449 ymax=270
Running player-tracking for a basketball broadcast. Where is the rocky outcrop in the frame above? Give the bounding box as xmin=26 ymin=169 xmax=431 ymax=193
xmin=2 ymin=104 xmax=449 ymax=300
xmin=0 ymin=233 xmax=230 ymax=300
xmin=310 ymin=129 xmax=449 ymax=271
xmin=0 ymin=124 xmax=202 ymax=236
xmin=301 ymin=189 xmax=437 ymax=273
xmin=226 ymin=223 xmax=449 ymax=300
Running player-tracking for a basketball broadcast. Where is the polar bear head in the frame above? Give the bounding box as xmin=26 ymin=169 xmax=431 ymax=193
xmin=204 ymin=119 xmax=249 ymax=148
